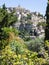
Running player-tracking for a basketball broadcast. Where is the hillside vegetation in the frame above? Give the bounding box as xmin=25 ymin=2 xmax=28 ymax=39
xmin=0 ymin=3 xmax=49 ymax=65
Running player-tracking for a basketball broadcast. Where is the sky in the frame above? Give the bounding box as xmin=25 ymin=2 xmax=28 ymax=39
xmin=0 ymin=0 xmax=47 ymax=15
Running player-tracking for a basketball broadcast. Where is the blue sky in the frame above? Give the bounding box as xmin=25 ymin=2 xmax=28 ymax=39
xmin=0 ymin=0 xmax=47 ymax=15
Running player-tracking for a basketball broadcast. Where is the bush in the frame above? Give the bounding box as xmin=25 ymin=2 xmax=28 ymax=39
xmin=2 ymin=27 xmax=19 ymax=36
xmin=0 ymin=46 xmax=17 ymax=65
xmin=25 ymin=37 xmax=44 ymax=52
xmin=45 ymin=40 xmax=49 ymax=47
xmin=0 ymin=40 xmax=38 ymax=65
xmin=10 ymin=40 xmax=26 ymax=54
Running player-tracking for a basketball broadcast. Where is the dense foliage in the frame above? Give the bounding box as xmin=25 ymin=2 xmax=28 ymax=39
xmin=0 ymin=3 xmax=49 ymax=65
xmin=0 ymin=4 xmax=17 ymax=49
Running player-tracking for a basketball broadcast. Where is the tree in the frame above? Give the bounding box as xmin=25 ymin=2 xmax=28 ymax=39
xmin=2 ymin=4 xmax=6 ymax=10
xmin=27 ymin=14 xmax=31 ymax=20
xmin=45 ymin=0 xmax=49 ymax=40
xmin=0 ymin=4 xmax=17 ymax=49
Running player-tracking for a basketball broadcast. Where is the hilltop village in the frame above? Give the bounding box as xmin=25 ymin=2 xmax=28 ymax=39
xmin=7 ymin=6 xmax=46 ymax=39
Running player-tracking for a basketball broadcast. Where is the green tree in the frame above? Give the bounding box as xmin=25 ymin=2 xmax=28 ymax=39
xmin=27 ymin=14 xmax=31 ymax=20
xmin=0 ymin=4 xmax=17 ymax=49
xmin=2 ymin=4 xmax=6 ymax=10
xmin=45 ymin=0 xmax=49 ymax=40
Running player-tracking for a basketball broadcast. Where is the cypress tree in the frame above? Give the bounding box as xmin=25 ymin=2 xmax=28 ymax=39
xmin=45 ymin=0 xmax=49 ymax=40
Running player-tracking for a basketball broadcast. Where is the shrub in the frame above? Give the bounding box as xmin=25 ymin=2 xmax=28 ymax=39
xmin=10 ymin=40 xmax=26 ymax=54
xmin=2 ymin=27 xmax=19 ymax=36
xmin=25 ymin=37 xmax=44 ymax=52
